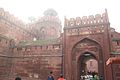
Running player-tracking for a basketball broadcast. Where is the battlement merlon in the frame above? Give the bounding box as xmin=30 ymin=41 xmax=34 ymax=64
xmin=0 ymin=8 xmax=26 ymax=27
xmin=64 ymin=9 xmax=109 ymax=27
xmin=13 ymin=44 xmax=62 ymax=53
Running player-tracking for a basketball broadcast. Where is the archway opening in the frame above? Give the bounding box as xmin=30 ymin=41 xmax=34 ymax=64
xmin=78 ymin=52 xmax=98 ymax=80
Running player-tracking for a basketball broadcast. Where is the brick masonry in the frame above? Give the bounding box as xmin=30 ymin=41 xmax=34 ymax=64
xmin=0 ymin=8 xmax=120 ymax=80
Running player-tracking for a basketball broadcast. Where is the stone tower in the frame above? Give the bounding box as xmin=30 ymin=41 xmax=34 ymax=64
xmin=29 ymin=8 xmax=62 ymax=40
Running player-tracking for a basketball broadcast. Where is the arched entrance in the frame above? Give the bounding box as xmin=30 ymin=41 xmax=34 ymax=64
xmin=78 ymin=52 xmax=98 ymax=80
xmin=71 ymin=38 xmax=104 ymax=80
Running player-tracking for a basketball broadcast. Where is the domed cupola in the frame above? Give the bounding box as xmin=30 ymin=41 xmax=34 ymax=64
xmin=43 ymin=8 xmax=58 ymax=16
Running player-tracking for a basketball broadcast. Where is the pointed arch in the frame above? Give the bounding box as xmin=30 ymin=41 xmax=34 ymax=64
xmin=72 ymin=38 xmax=101 ymax=49
xmin=71 ymin=38 xmax=104 ymax=80
xmin=71 ymin=38 xmax=101 ymax=61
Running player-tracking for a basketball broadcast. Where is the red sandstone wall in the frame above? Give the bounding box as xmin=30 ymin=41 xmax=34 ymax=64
xmin=110 ymin=31 xmax=120 ymax=52
xmin=11 ymin=44 xmax=62 ymax=80
xmin=0 ymin=8 xmax=34 ymax=43
xmin=0 ymin=35 xmax=13 ymax=79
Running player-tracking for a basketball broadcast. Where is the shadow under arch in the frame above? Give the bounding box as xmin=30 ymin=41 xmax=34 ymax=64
xmin=77 ymin=52 xmax=98 ymax=76
xmin=77 ymin=51 xmax=98 ymax=62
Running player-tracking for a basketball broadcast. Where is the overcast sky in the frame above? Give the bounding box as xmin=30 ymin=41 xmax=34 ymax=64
xmin=0 ymin=0 xmax=120 ymax=32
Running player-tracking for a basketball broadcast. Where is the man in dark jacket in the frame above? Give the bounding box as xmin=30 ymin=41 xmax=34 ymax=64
xmin=47 ymin=71 xmax=54 ymax=80
xmin=15 ymin=77 xmax=21 ymax=80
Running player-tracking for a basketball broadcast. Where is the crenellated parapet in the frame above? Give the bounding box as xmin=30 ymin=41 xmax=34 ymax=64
xmin=0 ymin=8 xmax=35 ymax=42
xmin=13 ymin=44 xmax=62 ymax=57
xmin=11 ymin=43 xmax=62 ymax=80
xmin=0 ymin=8 xmax=25 ymax=27
xmin=64 ymin=9 xmax=109 ymax=27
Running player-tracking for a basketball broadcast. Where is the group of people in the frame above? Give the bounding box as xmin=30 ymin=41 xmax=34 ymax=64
xmin=15 ymin=71 xmax=65 ymax=80
xmin=47 ymin=71 xmax=65 ymax=80
xmin=80 ymin=71 xmax=100 ymax=80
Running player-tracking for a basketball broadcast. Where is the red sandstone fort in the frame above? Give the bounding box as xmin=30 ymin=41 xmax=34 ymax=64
xmin=0 ymin=8 xmax=120 ymax=80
